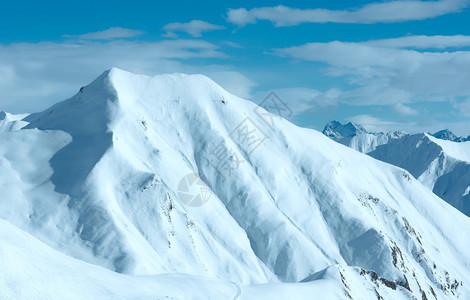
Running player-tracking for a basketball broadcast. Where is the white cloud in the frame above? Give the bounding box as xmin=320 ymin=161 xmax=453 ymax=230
xmin=392 ymin=103 xmax=418 ymax=116
xmin=205 ymin=71 xmax=257 ymax=99
xmin=347 ymin=114 xmax=470 ymax=136
xmin=0 ymin=65 xmax=16 ymax=85
xmin=347 ymin=114 xmax=404 ymax=132
xmin=65 ymin=27 xmax=144 ymax=40
xmin=222 ymin=41 xmax=244 ymax=48
xmin=277 ymin=41 xmax=422 ymax=69
xmin=163 ymin=20 xmax=225 ymax=38
xmin=340 ymin=85 xmax=413 ymax=106
xmin=253 ymin=87 xmax=340 ymax=116
xmin=227 ymin=1 xmax=468 ymax=26
xmin=162 ymin=31 xmax=179 ymax=39
xmin=362 ymin=35 xmax=470 ymax=49
xmin=455 ymin=98 xmax=470 ymax=117
xmin=226 ymin=8 xmax=257 ymax=26
xmin=0 ymin=40 xmax=228 ymax=113
xmin=276 ymin=40 xmax=470 ymax=106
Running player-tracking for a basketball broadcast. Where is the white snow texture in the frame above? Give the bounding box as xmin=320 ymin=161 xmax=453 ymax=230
xmin=0 ymin=68 xmax=469 ymax=299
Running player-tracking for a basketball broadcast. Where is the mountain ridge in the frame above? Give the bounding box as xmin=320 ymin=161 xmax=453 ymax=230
xmin=323 ymin=120 xmax=469 ymax=144
xmin=323 ymin=120 xmax=470 ymax=217
xmin=1 ymin=68 xmax=470 ymax=299
xmin=322 ymin=120 xmax=408 ymax=153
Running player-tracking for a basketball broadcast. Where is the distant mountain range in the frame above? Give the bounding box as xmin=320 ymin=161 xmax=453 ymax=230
xmin=323 ymin=121 xmax=470 ymax=217
xmin=431 ymin=129 xmax=470 ymax=142
xmin=323 ymin=121 xmax=407 ymax=153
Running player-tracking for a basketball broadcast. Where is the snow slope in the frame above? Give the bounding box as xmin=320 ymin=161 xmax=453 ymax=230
xmin=1 ymin=68 xmax=470 ymax=299
xmin=369 ymin=133 xmax=470 ymax=216
xmin=0 ymin=218 xmax=239 ymax=300
xmin=324 ymin=121 xmax=470 ymax=217
xmin=1 ymin=217 xmax=414 ymax=300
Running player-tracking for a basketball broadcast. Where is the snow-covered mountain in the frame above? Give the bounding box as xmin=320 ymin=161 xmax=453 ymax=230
xmin=1 ymin=68 xmax=470 ymax=299
xmin=322 ymin=121 xmax=407 ymax=153
xmin=323 ymin=121 xmax=470 ymax=217
xmin=432 ymin=129 xmax=469 ymax=142
xmin=369 ymin=133 xmax=470 ymax=217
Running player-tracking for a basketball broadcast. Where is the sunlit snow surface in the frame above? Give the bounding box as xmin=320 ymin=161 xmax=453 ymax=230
xmin=1 ymin=68 xmax=469 ymax=299
xmin=324 ymin=121 xmax=470 ymax=217
xmin=368 ymin=134 xmax=470 ymax=217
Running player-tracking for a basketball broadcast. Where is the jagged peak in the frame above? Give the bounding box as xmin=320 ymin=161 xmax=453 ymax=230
xmin=322 ymin=120 xmax=368 ymax=138
xmin=23 ymin=68 xmax=235 ymax=134
xmin=432 ymin=129 xmax=457 ymax=141
xmin=432 ymin=129 xmax=469 ymax=142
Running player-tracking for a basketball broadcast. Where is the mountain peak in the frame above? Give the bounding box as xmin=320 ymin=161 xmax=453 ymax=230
xmin=2 ymin=69 xmax=470 ymax=299
xmin=432 ymin=129 xmax=468 ymax=142
xmin=432 ymin=129 xmax=457 ymax=141
xmin=322 ymin=120 xmax=368 ymax=138
xmin=322 ymin=120 xmax=409 ymax=153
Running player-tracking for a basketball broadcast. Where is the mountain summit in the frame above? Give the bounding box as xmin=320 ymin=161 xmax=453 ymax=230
xmin=432 ymin=129 xmax=468 ymax=142
xmin=1 ymin=68 xmax=470 ymax=299
xmin=322 ymin=120 xmax=368 ymax=138
xmin=322 ymin=120 xmax=407 ymax=153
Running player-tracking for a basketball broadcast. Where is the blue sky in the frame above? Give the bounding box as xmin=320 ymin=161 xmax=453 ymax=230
xmin=1 ymin=0 xmax=470 ymax=135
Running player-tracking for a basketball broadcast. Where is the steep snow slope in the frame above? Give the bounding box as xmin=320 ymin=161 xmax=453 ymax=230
xmin=429 ymin=135 xmax=470 ymax=162
xmin=1 ymin=68 xmax=470 ymax=299
xmin=1 ymin=217 xmax=413 ymax=300
xmin=369 ymin=133 xmax=470 ymax=216
xmin=0 ymin=218 xmax=239 ymax=300
xmin=324 ymin=122 xmax=470 ymax=217
xmin=323 ymin=121 xmax=407 ymax=153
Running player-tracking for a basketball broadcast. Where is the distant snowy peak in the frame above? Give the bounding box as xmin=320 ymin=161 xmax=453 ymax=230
xmin=322 ymin=120 xmax=368 ymax=138
xmin=322 ymin=120 xmax=407 ymax=153
xmin=432 ymin=129 xmax=469 ymax=142
xmin=324 ymin=120 xmax=470 ymax=216
xmin=432 ymin=129 xmax=458 ymax=141
xmin=369 ymin=133 xmax=470 ymax=216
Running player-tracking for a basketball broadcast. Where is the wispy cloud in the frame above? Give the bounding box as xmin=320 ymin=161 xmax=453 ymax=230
xmin=276 ymin=40 xmax=470 ymax=107
xmin=347 ymin=114 xmax=405 ymax=132
xmin=65 ymin=27 xmax=144 ymax=40
xmin=222 ymin=41 xmax=244 ymax=48
xmin=392 ymin=103 xmax=418 ymax=116
xmin=347 ymin=113 xmax=470 ymax=135
xmin=0 ymin=39 xmax=228 ymax=113
xmin=163 ymin=20 xmax=225 ymax=37
xmin=227 ymin=1 xmax=469 ymax=26
xmin=253 ymin=87 xmax=340 ymax=117
xmin=455 ymin=98 xmax=470 ymax=117
xmin=206 ymin=71 xmax=256 ymax=99
xmin=362 ymin=35 xmax=470 ymax=49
